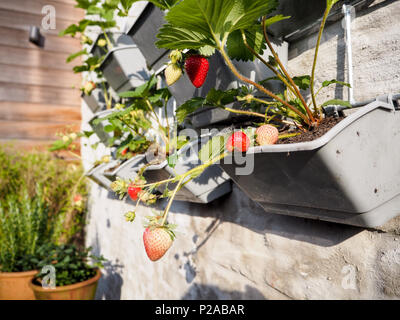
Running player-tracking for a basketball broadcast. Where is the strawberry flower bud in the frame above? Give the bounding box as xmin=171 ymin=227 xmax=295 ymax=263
xmin=124 ymin=211 xmax=136 ymax=222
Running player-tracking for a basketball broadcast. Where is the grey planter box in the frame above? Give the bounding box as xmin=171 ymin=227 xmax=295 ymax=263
xmin=112 ymin=136 xmax=232 ymax=203
xmin=99 ymin=45 xmax=151 ymax=93
xmin=126 ymin=3 xmax=169 ymax=71
xmin=89 ymin=32 xmax=134 ymax=58
xmin=82 ymin=86 xmax=116 ymax=113
xmin=220 ymin=94 xmax=400 ymax=228
xmin=171 ymin=40 xmax=288 ymax=129
xmin=86 ymin=160 xmax=121 ymax=190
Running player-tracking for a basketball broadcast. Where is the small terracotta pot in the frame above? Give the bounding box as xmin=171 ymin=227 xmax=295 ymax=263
xmin=29 ymin=269 xmax=101 ymax=300
xmin=0 ymin=270 xmax=38 ymax=300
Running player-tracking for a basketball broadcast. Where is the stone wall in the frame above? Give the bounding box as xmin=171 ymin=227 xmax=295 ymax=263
xmin=83 ymin=0 xmax=400 ymax=300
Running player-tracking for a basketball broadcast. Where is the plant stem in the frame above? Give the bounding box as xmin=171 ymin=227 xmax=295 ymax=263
xmin=160 ymin=152 xmax=228 ymax=226
xmin=161 ymin=175 xmax=185 ymax=226
xmin=241 ymin=31 xmax=298 ymax=98
xmin=219 ymin=47 xmax=311 ymax=126
xmin=310 ymin=4 xmax=333 ymax=119
xmin=164 ymin=98 xmax=171 ymax=152
xmin=278 ymin=133 xmax=301 ymax=139
xmin=102 ymin=30 xmax=113 ymax=50
xmin=261 ymin=17 xmax=315 ymax=125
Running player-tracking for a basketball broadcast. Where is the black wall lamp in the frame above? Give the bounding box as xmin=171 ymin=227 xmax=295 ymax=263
xmin=29 ymin=26 xmax=45 ymax=47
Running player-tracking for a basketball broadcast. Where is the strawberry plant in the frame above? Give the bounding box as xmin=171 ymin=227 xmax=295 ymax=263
xmin=156 ymin=0 xmax=350 ymax=130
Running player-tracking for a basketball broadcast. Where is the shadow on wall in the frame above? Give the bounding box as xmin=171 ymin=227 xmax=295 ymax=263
xmin=159 ymin=185 xmax=365 ymax=248
xmin=181 ymin=284 xmax=266 ymax=300
xmin=90 ymin=229 xmax=125 ymax=300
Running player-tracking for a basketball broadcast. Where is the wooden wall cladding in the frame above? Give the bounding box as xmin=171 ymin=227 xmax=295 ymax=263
xmin=0 ymin=0 xmax=83 ymax=154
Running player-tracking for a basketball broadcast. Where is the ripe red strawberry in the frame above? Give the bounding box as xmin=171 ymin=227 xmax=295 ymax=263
xmin=184 ymin=55 xmax=209 ymax=88
xmin=256 ymin=124 xmax=279 ymax=146
xmin=226 ymin=132 xmax=250 ymax=152
xmin=143 ymin=227 xmax=174 ymax=261
xmin=128 ymin=184 xmax=142 ymax=201
xmin=121 ymin=148 xmax=128 ymax=156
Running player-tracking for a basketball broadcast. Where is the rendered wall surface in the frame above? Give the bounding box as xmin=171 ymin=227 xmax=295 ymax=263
xmin=83 ymin=0 xmax=400 ymax=300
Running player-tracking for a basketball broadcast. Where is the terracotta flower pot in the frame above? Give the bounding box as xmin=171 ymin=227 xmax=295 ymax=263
xmin=29 ymin=269 xmax=101 ymax=300
xmin=0 ymin=270 xmax=38 ymax=300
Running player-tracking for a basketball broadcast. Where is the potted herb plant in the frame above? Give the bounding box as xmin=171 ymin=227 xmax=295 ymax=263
xmin=0 ymin=188 xmax=49 ymax=300
xmin=29 ymin=244 xmax=105 ymax=300
xmin=0 ymin=147 xmax=89 ymax=298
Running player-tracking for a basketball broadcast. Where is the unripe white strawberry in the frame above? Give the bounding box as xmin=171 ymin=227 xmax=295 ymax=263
xmin=83 ymin=81 xmax=96 ymax=95
xmin=256 ymin=124 xmax=279 ymax=146
xmin=97 ymin=38 xmax=107 ymax=47
xmin=165 ymin=63 xmax=182 ymax=86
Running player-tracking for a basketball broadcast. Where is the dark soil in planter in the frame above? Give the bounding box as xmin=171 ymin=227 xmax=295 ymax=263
xmin=277 ymin=116 xmax=344 ymax=144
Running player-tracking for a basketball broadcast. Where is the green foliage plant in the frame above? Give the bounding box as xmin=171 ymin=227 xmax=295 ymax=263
xmin=0 ymin=146 xmax=88 ymax=272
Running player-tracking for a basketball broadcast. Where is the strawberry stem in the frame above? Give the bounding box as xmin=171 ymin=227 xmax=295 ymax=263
xmin=159 ymin=152 xmax=228 ymax=226
xmin=261 ymin=17 xmax=316 ymax=126
xmin=218 ymin=46 xmax=311 ymax=126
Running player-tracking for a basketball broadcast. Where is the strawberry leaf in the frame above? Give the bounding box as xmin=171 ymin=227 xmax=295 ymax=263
xmin=156 ymin=0 xmax=279 ymax=58
xmin=66 ymin=49 xmax=87 ymax=63
xmin=293 ymin=75 xmax=311 ymax=90
xmin=198 ymin=135 xmax=226 ymax=164
xmin=226 ymin=25 xmax=266 ymax=62
xmin=322 ymin=99 xmax=352 ymax=108
xmin=322 ymin=80 xmax=351 ymax=88
xmin=175 ymin=97 xmax=206 ymax=124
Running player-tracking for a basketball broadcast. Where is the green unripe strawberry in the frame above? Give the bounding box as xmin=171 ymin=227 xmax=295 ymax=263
xmin=165 ymin=63 xmax=182 ymax=86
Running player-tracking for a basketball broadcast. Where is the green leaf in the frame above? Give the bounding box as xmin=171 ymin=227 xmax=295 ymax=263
xmin=198 ymin=135 xmax=226 ymax=164
xmin=293 ymin=75 xmax=311 ymax=90
xmin=157 ymin=0 xmax=279 ymax=51
xmin=321 ymin=99 xmax=352 ymax=108
xmin=118 ymin=75 xmax=157 ymax=98
xmin=66 ymin=49 xmax=87 ymax=63
xmin=226 ymin=25 xmax=266 ymax=61
xmin=264 ymin=15 xmax=291 ymax=28
xmin=73 ymin=65 xmax=90 ymax=73
xmin=148 ymin=0 xmax=180 ymax=10
xmin=167 ymin=153 xmax=178 ymax=168
xmin=205 ymin=88 xmax=238 ymax=106
xmin=75 ymin=0 xmax=100 ymax=10
xmin=322 ymin=79 xmax=351 ymax=88
xmin=175 ymin=97 xmax=205 ymax=124
xmin=86 ymin=5 xmax=103 ymax=15
xmin=59 ymin=19 xmax=91 ymax=37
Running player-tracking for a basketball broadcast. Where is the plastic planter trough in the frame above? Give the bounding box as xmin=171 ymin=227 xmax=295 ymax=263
xmin=112 ymin=136 xmax=232 ymax=203
xmin=173 ymin=40 xmax=288 ymax=129
xmin=86 ymin=160 xmax=121 ymax=190
xmin=220 ymin=94 xmax=400 ymax=228
xmin=82 ymin=88 xmax=106 ymax=113
xmin=126 ymin=3 xmax=169 ymax=71
xmin=82 ymin=85 xmax=119 ymax=114
xmin=89 ymin=32 xmax=135 ymax=58
xmin=99 ymin=45 xmax=151 ymax=94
